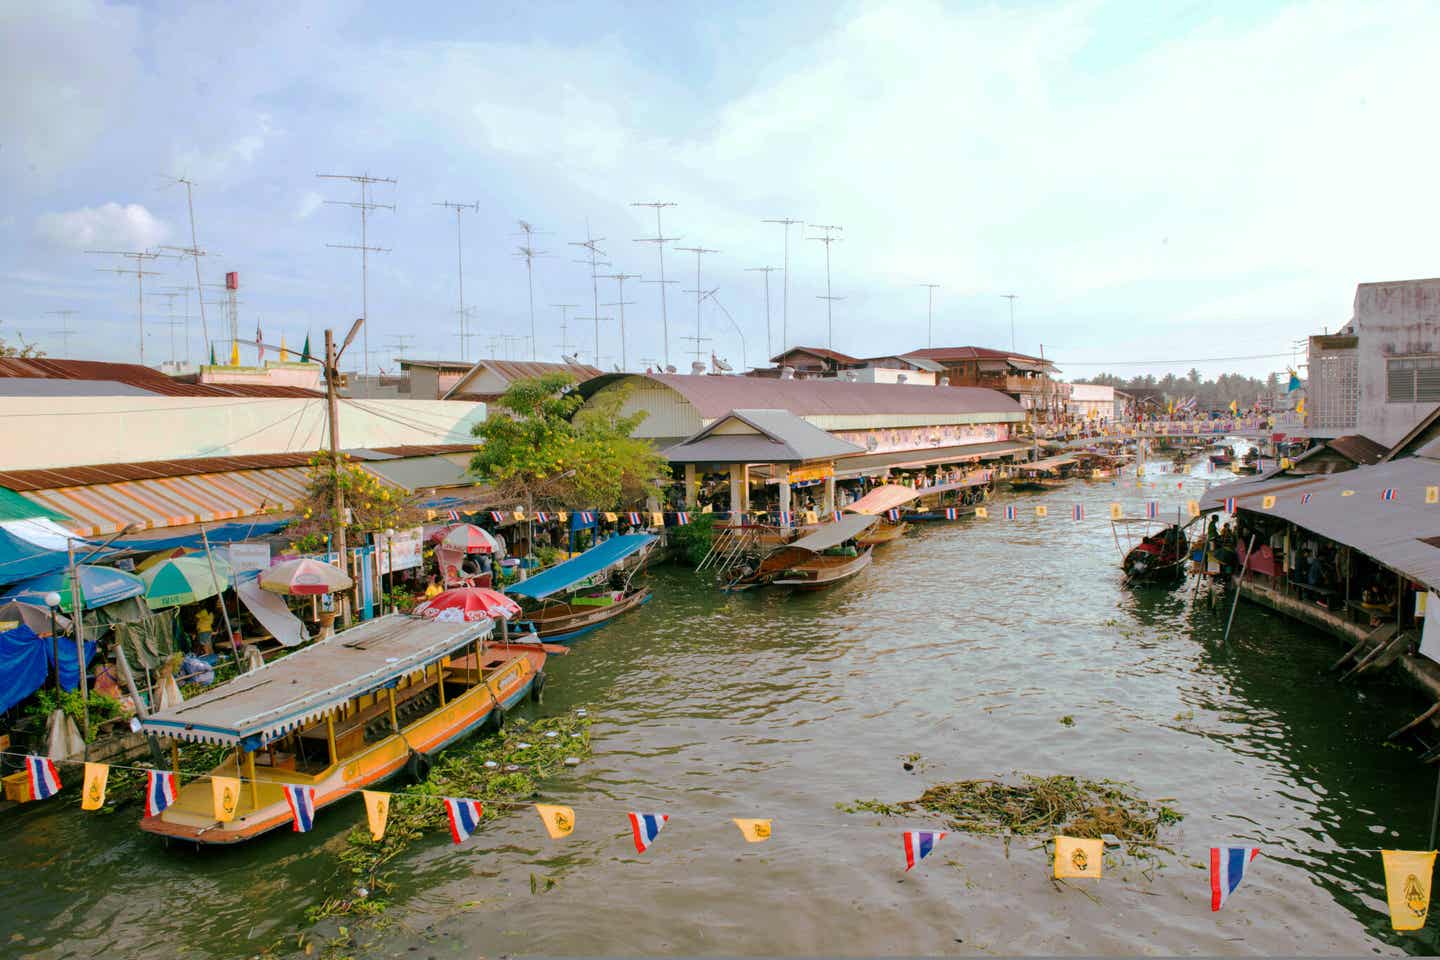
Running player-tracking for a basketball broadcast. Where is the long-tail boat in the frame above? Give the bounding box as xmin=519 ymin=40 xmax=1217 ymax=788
xmin=1006 ymin=455 xmax=1077 ymax=491
xmin=856 ymin=520 xmax=908 ymax=546
xmin=726 ymin=514 xmax=878 ymax=592
xmin=506 ymin=533 xmax=656 ymax=644
xmin=138 ymin=613 xmax=549 ymax=844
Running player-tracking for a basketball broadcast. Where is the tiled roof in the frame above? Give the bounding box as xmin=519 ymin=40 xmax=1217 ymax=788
xmin=0 ymin=358 xmax=322 ymax=397
xmin=902 ymin=346 xmax=1053 ymax=366
xmin=770 ymin=346 xmax=860 ymax=365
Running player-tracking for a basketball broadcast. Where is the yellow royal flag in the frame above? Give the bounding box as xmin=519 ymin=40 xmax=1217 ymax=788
xmin=230 ymin=340 xmax=240 ymax=366
xmin=212 ymin=775 xmax=241 ymax=822
xmin=513 ymin=510 xmax=526 ymax=522
xmin=1427 ymin=486 xmax=1439 ymax=505
xmin=1341 ymin=489 xmax=1355 ymax=497
xmin=1034 ymin=505 xmax=1048 ymax=518
xmin=81 ymin=762 xmax=108 ymax=811
xmin=1109 ymin=503 xmax=1123 ymax=520
xmin=603 ymin=511 xmax=618 ymax=522
xmin=1262 ymin=495 xmax=1276 ymax=509
xmin=702 ymin=503 xmax=714 ymax=514
xmin=651 ymin=511 xmax=664 ymax=526
xmin=535 ymin=803 xmax=575 ymax=839
xmin=1296 ymin=397 xmax=1307 ymax=416
xmin=1382 ymin=849 xmax=1437 ymax=930
xmin=974 ymin=506 xmax=988 ymax=519
xmin=363 ymin=790 xmax=390 ymax=841
xmin=803 ymin=510 xmax=819 ymax=524
xmin=557 ymin=511 xmax=569 ymax=522
xmin=1187 ymin=499 xmax=1201 ymax=518
xmin=733 ymin=818 xmax=772 ymax=843
xmin=1054 ymin=836 xmax=1104 ymax=879
xmin=1280 ymin=457 xmax=1293 ymax=470
xmin=1229 ymin=399 xmax=1238 ymax=415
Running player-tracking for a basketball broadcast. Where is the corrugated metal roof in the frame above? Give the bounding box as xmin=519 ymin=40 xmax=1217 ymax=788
xmin=902 ymin=346 xmax=1054 ymax=366
xmin=443 ymin=357 xmax=602 ymax=400
xmin=1202 ymin=457 xmax=1440 ymax=589
xmin=1328 ymin=435 xmax=1390 ymax=465
xmin=0 ymin=358 xmax=322 ymax=397
xmin=663 ymin=409 xmax=865 ymax=465
xmin=0 ymin=487 xmax=67 ymax=523
xmin=835 ymin=440 xmax=1030 ymax=476
xmin=0 ymin=377 xmax=157 ymax=397
xmin=361 ymin=454 xmax=476 ymax=493
xmin=582 ymin=373 xmax=1024 ymax=420
xmin=769 ymin=346 xmax=861 ymax=365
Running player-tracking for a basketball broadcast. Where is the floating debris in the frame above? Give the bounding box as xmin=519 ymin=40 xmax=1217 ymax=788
xmin=564 ymin=757 xmax=580 ymax=766
xmin=544 ymin=730 xmax=559 ymax=738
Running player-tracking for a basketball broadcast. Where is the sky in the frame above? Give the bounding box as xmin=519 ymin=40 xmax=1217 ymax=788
xmin=3 ymin=0 xmax=1439 ymax=381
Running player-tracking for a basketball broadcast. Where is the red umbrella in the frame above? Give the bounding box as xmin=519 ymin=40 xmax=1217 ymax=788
xmin=412 ymin=587 xmax=521 ymax=622
xmin=259 ymin=558 xmax=354 ymax=596
xmin=436 ymin=523 xmax=503 ymax=555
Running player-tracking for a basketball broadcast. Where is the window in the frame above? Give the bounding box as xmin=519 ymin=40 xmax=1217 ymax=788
xmin=1386 ymin=356 xmax=1440 ymax=403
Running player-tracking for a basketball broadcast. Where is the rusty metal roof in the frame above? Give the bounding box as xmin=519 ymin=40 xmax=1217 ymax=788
xmin=769 ymin=346 xmax=861 ymax=365
xmin=902 ymin=346 xmax=1053 ymax=366
xmin=0 ymin=358 xmax=322 ymax=397
xmin=444 ymin=358 xmax=601 ymax=400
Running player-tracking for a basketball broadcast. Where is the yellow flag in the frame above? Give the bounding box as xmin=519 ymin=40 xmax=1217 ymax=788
xmin=513 ymin=510 xmax=526 ymax=522
xmin=733 ymin=818 xmax=772 ymax=843
xmin=1054 ymin=836 xmax=1104 ymax=879
xmin=1427 ymin=486 xmax=1438 ymax=504
xmin=1382 ymin=849 xmax=1437 ymax=930
xmin=1262 ymin=495 xmax=1276 ymax=509
xmin=1187 ymin=499 xmax=1201 ymax=518
xmin=1296 ymin=397 xmax=1307 ymax=416
xmin=363 ymin=790 xmax=390 ymax=841
xmin=603 ymin=511 xmax=617 ymax=522
xmin=279 ymin=333 xmax=288 ymax=360
xmin=702 ymin=503 xmax=713 ymax=514
xmin=230 ymin=339 xmax=240 ymax=365
xmin=212 ymin=775 xmax=241 ymax=822
xmin=1109 ymin=503 xmax=1123 ymax=520
xmin=1228 ymin=400 xmax=1238 ymax=415
xmin=534 ymin=803 xmax=575 ymax=838
xmin=1280 ymin=457 xmax=1293 ymax=470
xmin=803 ymin=510 xmax=819 ymax=524
xmin=651 ymin=511 xmax=664 ymax=526
xmin=81 ymin=762 xmax=108 ymax=811
xmin=557 ymin=511 xmax=569 ymax=522
xmin=1034 ymin=505 xmax=1048 ymax=518
xmin=974 ymin=506 xmax=988 ymax=519
xmin=1341 ymin=490 xmax=1355 ymax=497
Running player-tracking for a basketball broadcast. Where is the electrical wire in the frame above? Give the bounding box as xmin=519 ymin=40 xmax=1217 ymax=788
xmin=1055 ymin=352 xmax=1296 ymax=366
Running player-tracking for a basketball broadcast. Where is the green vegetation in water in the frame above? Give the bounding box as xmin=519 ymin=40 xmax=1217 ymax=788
xmin=839 ymin=773 xmax=1183 ymax=846
xmin=24 ymin=689 xmax=125 ymax=741
xmin=310 ymin=710 xmax=593 ymax=923
xmin=668 ymin=512 xmax=716 ymax=567
xmin=1058 ymin=715 xmax=1076 ymax=727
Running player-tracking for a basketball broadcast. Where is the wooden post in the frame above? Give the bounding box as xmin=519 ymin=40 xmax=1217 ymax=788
xmin=387 ymin=688 xmax=399 ymax=732
xmin=325 ymin=713 xmax=338 ymax=764
xmin=65 ymin=538 xmax=90 ymax=743
xmin=246 ymin=750 xmax=258 ymax=808
xmin=169 ymin=738 xmax=181 ymax=774
xmin=436 ymin=662 xmax=446 ymax=706
xmin=199 ymin=522 xmax=243 ymax=671
xmin=1222 ymin=534 xmax=1258 ymax=647
xmin=325 ymin=328 xmax=352 ymax=626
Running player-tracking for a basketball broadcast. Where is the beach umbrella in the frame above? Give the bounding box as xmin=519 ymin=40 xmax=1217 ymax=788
xmin=0 ymin=600 xmax=71 ymax=636
xmin=135 ymin=546 xmax=192 ymax=573
xmin=436 ymin=524 xmax=503 ymax=555
xmin=0 ymin=564 xmax=146 ymax=613
xmin=258 ymin=558 xmax=354 ymax=596
xmin=140 ymin=556 xmax=232 ymax=610
xmin=412 ymin=587 xmax=521 ymax=622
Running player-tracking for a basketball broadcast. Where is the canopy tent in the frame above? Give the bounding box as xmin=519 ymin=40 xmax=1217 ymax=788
xmin=787 ymin=514 xmax=879 ymax=554
xmin=140 ymin=614 xmax=492 ymax=747
xmin=88 ymin=520 xmax=289 ymax=553
xmin=0 ymin=623 xmax=97 ymax=714
xmin=0 ymin=517 xmax=116 ymax=588
xmin=141 ymin=556 xmax=232 ymax=609
xmin=508 ymin=534 xmax=657 ymax=600
xmin=0 ymin=600 xmax=71 ymax=636
xmin=0 ymin=564 xmax=146 ymax=613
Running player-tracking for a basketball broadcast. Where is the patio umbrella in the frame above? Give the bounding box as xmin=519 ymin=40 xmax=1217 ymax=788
xmin=258 ymin=557 xmax=354 ymax=596
xmin=0 ymin=564 xmax=146 ymax=613
xmin=135 ymin=546 xmax=192 ymax=573
xmin=0 ymin=600 xmax=71 ymax=636
xmin=140 ymin=556 xmax=232 ymax=610
xmin=412 ymin=587 xmax=521 ymax=622
xmin=436 ymin=524 xmax=503 ymax=555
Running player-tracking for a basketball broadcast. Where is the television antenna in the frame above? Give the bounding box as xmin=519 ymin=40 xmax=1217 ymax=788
xmin=700 ymin=288 xmax=746 ymax=373
xmin=434 ymin=199 xmax=479 ymax=361
xmin=514 ymin=220 xmax=550 ymax=361
xmin=44 ymin=309 xmax=79 ymax=355
xmin=746 ymin=265 xmax=779 ymax=361
xmin=1001 ymin=293 xmax=1018 ymax=352
xmin=807 ymin=224 xmax=843 ymax=351
xmin=87 ymin=249 xmax=164 ymax=365
xmin=162 ymin=176 xmax=214 ymax=354
xmin=919 ymin=283 xmax=940 ymax=349
xmin=601 ymin=271 xmax=639 ymax=372
xmin=676 ymin=245 xmax=719 ymax=365
xmin=552 ymin=304 xmax=579 ymax=361
xmin=762 ymin=217 xmax=802 ymax=353
xmin=569 ymin=226 xmax=610 ymax=367
xmin=632 ymin=201 xmax=679 ymax=369
xmin=317 ymin=171 xmax=396 ymax=375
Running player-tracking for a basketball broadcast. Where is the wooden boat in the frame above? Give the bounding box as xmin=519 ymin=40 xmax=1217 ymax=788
xmin=1007 ymin=455 xmax=1077 ymax=491
xmin=1074 ymin=451 xmax=1126 ymax=480
xmin=773 ymin=546 xmax=873 ymax=590
xmin=1114 ymin=520 xmax=1191 ymax=583
xmin=507 ymin=533 xmax=656 ymax=644
xmin=725 ymin=514 xmax=878 ymax=592
xmin=138 ymin=614 xmax=550 ymax=845
xmin=857 ymin=520 xmax=908 ymax=546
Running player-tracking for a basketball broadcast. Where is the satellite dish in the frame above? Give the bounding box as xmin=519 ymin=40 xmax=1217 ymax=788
xmin=712 ymin=353 xmax=733 ymax=373
xmin=612 ymin=364 xmax=621 ymax=372
xmin=664 ymin=364 xmax=677 ymax=374
xmin=562 ymin=353 xmax=579 ymax=364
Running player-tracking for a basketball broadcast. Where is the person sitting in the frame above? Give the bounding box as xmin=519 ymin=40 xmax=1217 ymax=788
xmin=423 ymin=574 xmax=443 ymax=599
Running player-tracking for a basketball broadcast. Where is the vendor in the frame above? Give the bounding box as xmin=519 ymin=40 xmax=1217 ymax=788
xmin=194 ymin=603 xmax=215 ymax=655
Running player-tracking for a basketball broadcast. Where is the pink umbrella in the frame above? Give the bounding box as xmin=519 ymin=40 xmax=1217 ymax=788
xmin=258 ymin=558 xmax=354 ymax=596
xmin=412 ymin=587 xmax=521 ymax=622
xmin=437 ymin=523 xmax=503 ymax=555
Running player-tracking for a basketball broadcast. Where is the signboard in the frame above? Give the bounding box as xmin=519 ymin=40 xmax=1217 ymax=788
xmin=786 ymin=464 xmax=834 ymax=484
xmin=226 ymin=542 xmax=271 ymax=573
xmin=375 ymin=526 xmax=424 ymax=575
xmin=225 ymin=271 xmax=239 ymax=290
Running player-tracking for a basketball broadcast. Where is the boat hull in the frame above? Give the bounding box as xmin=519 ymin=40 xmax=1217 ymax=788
xmin=773 ymin=548 xmax=873 ymax=590
xmin=857 ymin=521 xmax=908 ymax=547
xmin=514 ymin=587 xmax=652 ymax=645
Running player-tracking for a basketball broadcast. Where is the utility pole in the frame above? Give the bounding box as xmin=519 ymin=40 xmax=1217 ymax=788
xmin=601 ymin=271 xmax=639 ymax=372
xmin=165 ymin=177 xmax=213 ymax=355
xmin=318 ymin=172 xmax=396 ymax=376
xmin=44 ymin=310 xmax=78 ymax=355
xmin=514 ymin=220 xmax=549 ymax=362
xmin=88 ymin=249 xmax=163 ymax=365
xmin=324 ymin=319 xmax=363 ymax=626
xmin=676 ymin=245 xmax=719 ymax=367
xmin=746 ymin=266 xmax=779 ymax=361
xmin=632 ymin=201 xmax=679 ymax=370
xmin=434 ymin=200 xmax=479 ymax=362
xmin=762 ymin=218 xmax=802 ymax=354
xmin=569 ymin=226 xmax=610 ymax=368
xmin=1001 ymin=294 xmax=1018 ymax=352
xmin=552 ymin=304 xmax=579 ymax=361
xmin=808 ymin=225 xmax=844 ymax=350
xmin=919 ymin=283 xmax=940 ymax=349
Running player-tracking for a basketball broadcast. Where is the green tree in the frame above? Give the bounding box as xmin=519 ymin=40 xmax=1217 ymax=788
xmin=470 ymin=373 xmax=667 ymax=510
xmin=286 ymin=451 xmax=424 ymax=553
xmin=0 ymin=322 xmax=43 ymax=358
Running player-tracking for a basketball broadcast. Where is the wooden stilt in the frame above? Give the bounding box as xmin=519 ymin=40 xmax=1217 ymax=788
xmin=1389 ymin=701 xmax=1440 ymax=742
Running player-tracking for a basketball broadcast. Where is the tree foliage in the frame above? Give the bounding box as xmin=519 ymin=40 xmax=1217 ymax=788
xmin=469 ymin=374 xmax=667 ymax=509
xmin=286 ymin=451 xmax=424 ymax=553
xmin=0 ymin=322 xmax=44 ymax=358
xmin=1081 ymin=369 xmax=1272 ymax=407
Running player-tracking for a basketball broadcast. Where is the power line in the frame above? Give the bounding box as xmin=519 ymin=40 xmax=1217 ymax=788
xmin=807 ymin=225 xmax=843 ymax=350
xmin=918 ymin=283 xmax=940 ymax=350
xmin=318 ymin=172 xmax=396 ymax=376
xmin=746 ymin=266 xmax=779 ymax=361
xmin=762 ymin=218 xmax=802 ymax=354
xmin=434 ymin=200 xmax=480 ymax=362
xmin=514 ymin=220 xmax=550 ymax=362
xmin=676 ymin=245 xmax=719 ymax=367
xmin=601 ymin=271 xmax=639 ymax=372
xmin=632 ymin=202 xmax=679 ymax=369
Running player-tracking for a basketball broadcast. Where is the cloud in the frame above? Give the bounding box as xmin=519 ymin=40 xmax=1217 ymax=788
xmin=171 ymin=114 xmax=275 ymax=184
xmin=295 ymin=190 xmax=324 ymax=220
xmin=35 ymin=203 xmax=170 ymax=251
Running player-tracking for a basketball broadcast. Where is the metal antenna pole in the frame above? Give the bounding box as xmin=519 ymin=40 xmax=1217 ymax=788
xmin=163 ymin=177 xmax=213 ymax=354
xmin=514 ymin=220 xmax=550 ymax=361
xmin=919 ymin=283 xmax=940 ymax=349
xmin=434 ymin=200 xmax=479 ymax=361
xmin=1002 ymin=293 xmax=1018 ymax=352
xmin=601 ymin=272 xmax=639 ymax=372
xmin=155 ymin=290 xmax=185 ymax=364
xmin=763 ymin=218 xmax=802 ymax=353
xmin=385 ymin=333 xmax=417 ymax=372
xmin=569 ymin=226 xmax=610 ymax=368
xmin=676 ymin=246 xmax=719 ymax=367
xmin=746 ymin=266 xmax=779 ymax=361
xmin=318 ymin=172 xmax=396 ymax=376
xmin=551 ymin=304 xmax=580 ymax=361
xmin=807 ymin=225 xmax=844 ymax=350
xmin=88 ymin=249 xmax=164 ymax=364
xmin=633 ymin=201 xmax=679 ymax=369
xmin=44 ymin=310 xmax=79 ymax=355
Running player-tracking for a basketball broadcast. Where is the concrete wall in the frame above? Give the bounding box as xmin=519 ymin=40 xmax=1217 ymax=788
xmin=0 ymin=397 xmax=486 ymax=470
xmin=1353 ymin=279 xmax=1440 ymax=444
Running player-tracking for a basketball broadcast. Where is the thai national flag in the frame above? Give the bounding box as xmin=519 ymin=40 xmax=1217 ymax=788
xmin=1224 ymin=497 xmax=1237 ymax=514
xmin=579 ymin=511 xmax=595 ymax=523
xmin=489 ymin=511 xmax=505 ymax=523
xmin=1003 ymin=506 xmax=1017 ymax=521
xmin=627 ymin=812 xmax=669 ymax=854
xmin=25 ymin=755 xmax=61 ymax=800
xmin=902 ymin=830 xmax=946 ymax=871
xmin=444 ymin=797 xmax=484 ymax=844
xmin=886 ymin=508 xmax=901 ymax=522
xmin=628 ymin=511 xmax=642 ymax=524
xmin=944 ymin=507 xmax=958 ymax=520
xmin=1146 ymin=501 xmax=1158 ymax=519
xmin=1300 ymin=493 xmax=1311 ymax=505
xmin=535 ymin=511 xmax=549 ymax=523
xmin=1209 ymin=846 xmax=1259 ymax=911
xmin=446 ymin=509 xmax=460 ymax=522
xmin=1382 ymin=488 xmax=1397 ymax=501
xmin=1072 ymin=504 xmax=1084 ymax=521
xmin=283 ymin=784 xmax=316 ymax=833
xmin=145 ymin=770 xmax=177 ymax=817
xmin=674 ymin=512 xmax=690 ymax=526
xmin=778 ymin=511 xmax=792 ymax=525
xmin=832 ymin=511 xmax=842 ymax=523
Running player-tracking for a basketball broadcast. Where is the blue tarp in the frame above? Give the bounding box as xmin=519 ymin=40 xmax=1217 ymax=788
xmin=508 ymin=534 xmax=656 ymax=600
xmin=81 ymin=520 xmax=289 ymax=553
xmin=0 ymin=623 xmax=96 ymax=714
xmin=0 ymin=527 xmax=72 ymax=587
xmin=0 ymin=564 xmax=146 ymax=613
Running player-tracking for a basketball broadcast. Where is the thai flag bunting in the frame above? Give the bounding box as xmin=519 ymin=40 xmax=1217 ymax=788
xmin=446 ymin=509 xmax=460 ymax=522
xmin=628 ymin=511 xmax=642 ymax=524
xmin=833 ymin=511 xmax=842 ymax=523
xmin=1146 ymin=501 xmax=1158 ymax=519
xmin=444 ymin=797 xmax=484 ymax=844
xmin=1300 ymin=493 xmax=1311 ymax=504
xmin=886 ymin=508 xmax=900 ymax=522
xmin=535 ymin=511 xmax=549 ymax=523
xmin=25 ymin=755 xmax=61 ymax=800
xmin=1224 ymin=497 xmax=1237 ymax=513
xmin=1382 ymin=488 xmax=1397 ymax=501
xmin=902 ymin=830 xmax=946 ymax=871
xmin=489 ymin=511 xmax=505 ymax=523
xmin=944 ymin=507 xmax=958 ymax=520
xmin=579 ymin=511 xmax=594 ymax=523
xmin=1072 ymin=504 xmax=1084 ymax=521
xmin=627 ymin=812 xmax=670 ymax=854
xmin=1004 ymin=506 xmax=1017 ymax=520
xmin=145 ymin=770 xmax=177 ymax=817
xmin=778 ymin=511 xmax=792 ymax=525
xmin=674 ymin=512 xmax=690 ymax=526
xmin=283 ymin=783 xmax=317 ymax=832
xmin=1209 ymin=846 xmax=1259 ymax=911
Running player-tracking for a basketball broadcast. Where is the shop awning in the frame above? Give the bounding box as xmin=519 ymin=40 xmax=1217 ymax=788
xmin=21 ymin=466 xmax=310 ymax=536
xmin=834 ymin=440 xmax=1030 ymax=477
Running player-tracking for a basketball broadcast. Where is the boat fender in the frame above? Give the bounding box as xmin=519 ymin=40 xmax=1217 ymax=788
xmin=531 ymin=671 xmax=547 ymax=702
xmin=406 ymin=749 xmax=433 ymax=781
xmin=490 ymin=705 xmax=506 ymax=733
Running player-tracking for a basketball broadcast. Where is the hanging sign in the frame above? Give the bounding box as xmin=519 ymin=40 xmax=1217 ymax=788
xmin=375 ymin=527 xmax=424 ymax=574
xmin=787 ymin=465 xmax=833 ymax=484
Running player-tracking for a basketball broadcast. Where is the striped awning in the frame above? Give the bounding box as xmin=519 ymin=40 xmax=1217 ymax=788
xmin=21 ymin=466 xmax=310 ymax=536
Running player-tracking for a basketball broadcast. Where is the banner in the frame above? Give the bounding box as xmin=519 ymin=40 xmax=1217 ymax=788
xmin=363 ymin=790 xmax=390 ymax=841
xmin=375 ymin=527 xmax=424 ymax=575
xmin=733 ymin=818 xmax=772 ymax=842
xmin=1054 ymin=836 xmax=1104 ymax=879
xmin=1382 ymin=849 xmax=1436 ymax=930
xmin=212 ymin=775 xmax=241 ymax=822
xmin=535 ymin=803 xmax=575 ymax=838
xmin=81 ymin=762 xmax=107 ymax=810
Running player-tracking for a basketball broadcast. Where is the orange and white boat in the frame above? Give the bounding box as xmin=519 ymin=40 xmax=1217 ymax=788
xmin=138 ymin=613 xmax=550 ymax=844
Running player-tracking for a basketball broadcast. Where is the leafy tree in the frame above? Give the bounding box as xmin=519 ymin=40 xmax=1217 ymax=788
xmin=286 ymin=451 xmax=424 ymax=553
xmin=470 ymin=373 xmax=667 ymax=510
xmin=0 ymin=322 xmax=44 ymax=358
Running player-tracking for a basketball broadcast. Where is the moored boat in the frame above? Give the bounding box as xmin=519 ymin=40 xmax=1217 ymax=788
xmin=1006 ymin=455 xmax=1077 ymax=491
xmin=1115 ymin=520 xmax=1191 ymax=583
xmin=725 ymin=514 xmax=878 ymax=591
xmin=138 ymin=613 xmax=547 ymax=845
xmin=773 ymin=545 xmax=873 ymax=590
xmin=856 ymin=520 xmax=908 ymax=546
xmin=507 ymin=533 xmax=656 ymax=644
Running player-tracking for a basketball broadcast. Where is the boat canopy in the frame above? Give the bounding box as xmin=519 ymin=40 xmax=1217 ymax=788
xmin=139 ymin=613 xmax=492 ymax=747
xmin=843 ymin=484 xmax=920 ymax=515
xmin=507 ymin=533 xmax=657 ymax=600
xmin=1017 ymin=454 xmax=1076 ymax=472
xmin=787 ymin=515 xmax=878 ymax=553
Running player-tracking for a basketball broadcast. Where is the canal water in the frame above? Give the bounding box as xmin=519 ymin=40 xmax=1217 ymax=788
xmin=4 ymin=459 xmax=1438 ymax=957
